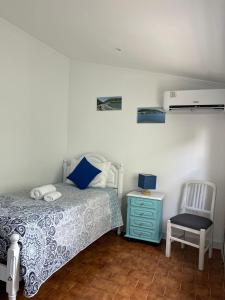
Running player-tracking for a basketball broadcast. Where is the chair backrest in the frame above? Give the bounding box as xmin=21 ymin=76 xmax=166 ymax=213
xmin=181 ymin=180 xmax=216 ymax=221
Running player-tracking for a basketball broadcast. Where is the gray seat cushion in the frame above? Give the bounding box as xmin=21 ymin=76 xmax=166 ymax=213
xmin=170 ymin=213 xmax=213 ymax=230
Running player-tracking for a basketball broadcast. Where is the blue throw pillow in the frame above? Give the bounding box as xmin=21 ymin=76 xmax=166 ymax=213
xmin=67 ymin=157 xmax=101 ymax=189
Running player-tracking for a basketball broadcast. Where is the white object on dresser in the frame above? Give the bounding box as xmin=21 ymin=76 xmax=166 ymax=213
xmin=127 ymin=190 xmax=165 ymax=200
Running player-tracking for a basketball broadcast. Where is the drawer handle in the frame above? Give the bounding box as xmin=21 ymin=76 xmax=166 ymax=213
xmin=137 ymin=222 xmax=153 ymax=227
xmin=140 ymin=203 xmax=144 ymax=206
xmin=137 ymin=223 xmax=144 ymax=226
xmin=133 ymin=230 xmax=143 ymax=236
xmin=139 ymin=212 xmax=144 ymax=216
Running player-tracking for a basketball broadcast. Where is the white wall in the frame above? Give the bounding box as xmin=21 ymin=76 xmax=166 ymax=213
xmin=0 ymin=18 xmax=70 ymax=192
xmin=68 ymin=61 xmax=225 ymax=247
xmin=1 ymin=15 xmax=225 ymax=247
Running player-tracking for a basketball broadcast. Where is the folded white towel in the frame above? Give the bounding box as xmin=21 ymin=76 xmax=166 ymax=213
xmin=30 ymin=184 xmax=56 ymax=200
xmin=44 ymin=191 xmax=62 ymax=202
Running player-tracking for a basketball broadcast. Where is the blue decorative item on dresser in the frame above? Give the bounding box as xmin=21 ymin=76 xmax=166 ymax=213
xmin=125 ymin=191 xmax=165 ymax=243
xmin=138 ymin=173 xmax=157 ymax=195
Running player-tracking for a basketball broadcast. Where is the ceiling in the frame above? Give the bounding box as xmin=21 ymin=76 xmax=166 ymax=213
xmin=0 ymin=0 xmax=225 ymax=83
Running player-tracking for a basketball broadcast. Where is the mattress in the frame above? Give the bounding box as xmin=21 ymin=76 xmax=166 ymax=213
xmin=0 ymin=183 xmax=123 ymax=297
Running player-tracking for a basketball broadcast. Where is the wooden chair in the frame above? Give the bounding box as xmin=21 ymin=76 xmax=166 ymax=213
xmin=165 ymin=180 xmax=216 ymax=271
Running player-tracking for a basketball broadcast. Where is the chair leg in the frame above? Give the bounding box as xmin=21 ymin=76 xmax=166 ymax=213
xmin=199 ymin=229 xmax=206 ymax=271
xmin=209 ymin=226 xmax=213 ymax=259
xmin=166 ymin=220 xmax=172 ymax=257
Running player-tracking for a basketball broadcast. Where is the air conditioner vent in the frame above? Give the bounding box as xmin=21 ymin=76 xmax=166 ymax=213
xmin=169 ymin=104 xmax=224 ymax=110
xmin=163 ymin=89 xmax=225 ymax=113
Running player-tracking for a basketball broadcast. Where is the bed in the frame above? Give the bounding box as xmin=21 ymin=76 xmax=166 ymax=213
xmin=0 ymin=153 xmax=123 ymax=300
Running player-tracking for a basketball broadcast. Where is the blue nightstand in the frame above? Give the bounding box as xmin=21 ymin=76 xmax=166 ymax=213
xmin=125 ymin=191 xmax=165 ymax=243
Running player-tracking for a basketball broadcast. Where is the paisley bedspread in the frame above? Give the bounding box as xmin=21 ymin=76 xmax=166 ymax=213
xmin=0 ymin=183 xmax=123 ymax=297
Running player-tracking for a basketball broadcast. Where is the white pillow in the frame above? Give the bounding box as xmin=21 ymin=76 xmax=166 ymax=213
xmin=89 ymin=161 xmax=111 ymax=188
xmin=66 ymin=158 xmax=111 ymax=188
xmin=65 ymin=158 xmax=78 ymax=183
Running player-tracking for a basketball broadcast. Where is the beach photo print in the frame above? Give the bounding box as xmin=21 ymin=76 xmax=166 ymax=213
xmin=97 ymin=96 xmax=122 ymax=111
xmin=137 ymin=107 xmax=165 ymax=123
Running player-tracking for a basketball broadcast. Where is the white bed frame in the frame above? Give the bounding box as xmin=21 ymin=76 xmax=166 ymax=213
xmin=0 ymin=234 xmax=20 ymax=300
xmin=1 ymin=153 xmax=123 ymax=300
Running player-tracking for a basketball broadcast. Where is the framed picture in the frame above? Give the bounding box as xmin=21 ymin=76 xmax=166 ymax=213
xmin=137 ymin=107 xmax=165 ymax=123
xmin=97 ymin=96 xmax=122 ymax=111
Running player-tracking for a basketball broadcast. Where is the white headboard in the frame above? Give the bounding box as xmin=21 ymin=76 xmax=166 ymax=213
xmin=63 ymin=153 xmax=123 ymax=200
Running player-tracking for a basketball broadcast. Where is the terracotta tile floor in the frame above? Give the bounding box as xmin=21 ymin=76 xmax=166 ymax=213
xmin=0 ymin=231 xmax=224 ymax=300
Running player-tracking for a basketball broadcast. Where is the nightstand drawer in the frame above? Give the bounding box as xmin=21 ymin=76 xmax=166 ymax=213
xmin=130 ymin=197 xmax=159 ymax=210
xmin=130 ymin=216 xmax=156 ymax=230
xmin=130 ymin=227 xmax=155 ymax=240
xmin=130 ymin=206 xmax=157 ymax=220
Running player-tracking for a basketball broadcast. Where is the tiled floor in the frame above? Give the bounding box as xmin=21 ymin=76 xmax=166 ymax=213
xmin=0 ymin=231 xmax=224 ymax=300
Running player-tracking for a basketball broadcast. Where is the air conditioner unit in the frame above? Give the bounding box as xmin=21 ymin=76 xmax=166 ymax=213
xmin=163 ymin=89 xmax=225 ymax=112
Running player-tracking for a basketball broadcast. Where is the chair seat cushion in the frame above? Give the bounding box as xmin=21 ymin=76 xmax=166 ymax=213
xmin=170 ymin=213 xmax=213 ymax=230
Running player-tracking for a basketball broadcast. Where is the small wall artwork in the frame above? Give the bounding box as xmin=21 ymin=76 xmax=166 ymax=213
xmin=97 ymin=96 xmax=122 ymax=111
xmin=137 ymin=107 xmax=165 ymax=123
